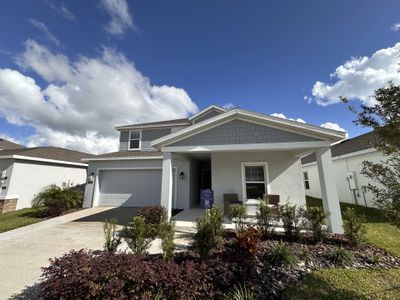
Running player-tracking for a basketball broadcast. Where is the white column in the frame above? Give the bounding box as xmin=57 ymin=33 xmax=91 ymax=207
xmin=161 ymin=152 xmax=173 ymax=220
xmin=315 ymin=147 xmax=343 ymax=234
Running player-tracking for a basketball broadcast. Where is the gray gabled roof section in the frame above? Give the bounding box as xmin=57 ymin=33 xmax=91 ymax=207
xmin=0 ymin=138 xmax=25 ymax=150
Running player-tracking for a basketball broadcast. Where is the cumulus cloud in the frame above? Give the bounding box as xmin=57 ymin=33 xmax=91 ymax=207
xmin=101 ymin=0 xmax=136 ymax=36
xmin=0 ymin=40 xmax=198 ymax=154
xmin=391 ymin=22 xmax=400 ymax=32
xmin=271 ymin=112 xmax=306 ymax=124
xmin=310 ymin=42 xmax=400 ymax=106
xmin=45 ymin=1 xmax=76 ymax=22
xmin=320 ymin=122 xmax=348 ymax=138
xmin=222 ymin=103 xmax=235 ymax=110
xmin=28 ymin=19 xmax=60 ymax=46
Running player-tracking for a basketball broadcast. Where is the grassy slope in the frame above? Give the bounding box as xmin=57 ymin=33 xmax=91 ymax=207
xmin=0 ymin=207 xmax=46 ymax=233
xmin=282 ymin=197 xmax=400 ymax=300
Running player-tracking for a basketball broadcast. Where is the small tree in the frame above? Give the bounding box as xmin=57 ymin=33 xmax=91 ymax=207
xmin=343 ymin=82 xmax=400 ymax=227
xmin=303 ymin=207 xmax=329 ymax=242
xmin=159 ymin=218 xmax=176 ymax=261
xmin=256 ymin=201 xmax=274 ymax=236
xmin=229 ymin=205 xmax=247 ymax=231
xmin=103 ymin=218 xmax=121 ymax=252
xmin=343 ymin=208 xmax=367 ymax=244
xmin=122 ymin=216 xmax=153 ymax=255
xmin=280 ymin=203 xmax=304 ymax=240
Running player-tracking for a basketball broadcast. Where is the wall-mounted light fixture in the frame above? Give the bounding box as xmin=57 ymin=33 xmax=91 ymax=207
xmin=179 ymin=171 xmax=184 ymax=180
xmin=87 ymin=173 xmax=95 ymax=184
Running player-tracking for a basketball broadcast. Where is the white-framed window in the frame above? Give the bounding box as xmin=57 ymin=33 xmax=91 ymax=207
xmin=241 ymin=162 xmax=269 ymax=201
xmin=129 ymin=130 xmax=141 ymax=150
xmin=303 ymin=171 xmax=310 ymax=190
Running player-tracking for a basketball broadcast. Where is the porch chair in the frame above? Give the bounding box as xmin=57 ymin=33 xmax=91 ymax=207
xmin=263 ymin=194 xmax=280 ymax=220
xmin=223 ymin=193 xmax=242 ymax=216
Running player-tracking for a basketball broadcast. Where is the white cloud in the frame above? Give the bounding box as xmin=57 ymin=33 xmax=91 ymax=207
xmin=45 ymin=1 xmax=76 ymax=21
xmin=222 ymin=103 xmax=235 ymax=110
xmin=310 ymin=42 xmax=400 ymax=106
xmin=101 ymin=0 xmax=136 ymax=36
xmin=0 ymin=40 xmax=198 ymax=154
xmin=391 ymin=22 xmax=400 ymax=32
xmin=320 ymin=122 xmax=348 ymax=138
xmin=271 ymin=112 xmax=306 ymax=124
xmin=28 ymin=19 xmax=60 ymax=46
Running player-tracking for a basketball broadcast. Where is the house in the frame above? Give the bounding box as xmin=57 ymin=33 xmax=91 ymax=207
xmin=301 ymin=131 xmax=381 ymax=207
xmin=83 ymin=106 xmax=346 ymax=233
xmin=0 ymin=138 xmax=25 ymax=150
xmin=0 ymin=146 xmax=90 ymax=213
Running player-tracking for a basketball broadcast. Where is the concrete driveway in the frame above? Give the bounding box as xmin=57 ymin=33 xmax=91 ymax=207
xmin=0 ymin=207 xmax=140 ymax=299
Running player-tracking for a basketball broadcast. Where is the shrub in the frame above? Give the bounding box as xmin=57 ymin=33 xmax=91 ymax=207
xmin=264 ymin=240 xmax=298 ymax=267
xmin=103 ymin=218 xmax=121 ymax=252
xmin=256 ymin=201 xmax=274 ymax=236
xmin=298 ymin=246 xmax=311 ymax=263
xmin=343 ymin=207 xmax=367 ymax=245
xmin=235 ymin=226 xmax=262 ymax=257
xmin=159 ymin=219 xmax=175 ymax=261
xmin=33 ymin=183 xmax=83 ymax=217
xmin=328 ymin=247 xmax=354 ymax=266
xmin=138 ymin=205 xmax=166 ymax=226
xmin=121 ymin=216 xmax=153 ymax=255
xmin=303 ymin=207 xmax=329 ymax=242
xmin=192 ymin=207 xmax=224 ymax=258
xmin=280 ymin=203 xmax=304 ymax=240
xmin=223 ymin=283 xmax=255 ymax=300
xmin=230 ymin=205 xmax=247 ymax=231
xmin=40 ymin=250 xmax=235 ymax=299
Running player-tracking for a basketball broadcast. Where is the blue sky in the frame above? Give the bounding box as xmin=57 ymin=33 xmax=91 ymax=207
xmin=0 ymin=0 xmax=399 ymax=153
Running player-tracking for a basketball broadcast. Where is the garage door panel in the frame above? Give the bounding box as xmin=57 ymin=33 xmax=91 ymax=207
xmin=99 ymin=169 xmax=162 ymax=207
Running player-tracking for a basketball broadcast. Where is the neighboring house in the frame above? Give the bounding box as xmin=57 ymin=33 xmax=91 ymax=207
xmin=83 ymin=105 xmax=346 ymax=232
xmin=301 ymin=131 xmax=381 ymax=207
xmin=0 ymin=147 xmax=89 ymax=213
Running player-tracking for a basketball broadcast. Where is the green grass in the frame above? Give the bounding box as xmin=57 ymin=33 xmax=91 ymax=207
xmin=0 ymin=207 xmax=47 ymax=233
xmin=282 ymin=197 xmax=400 ymax=300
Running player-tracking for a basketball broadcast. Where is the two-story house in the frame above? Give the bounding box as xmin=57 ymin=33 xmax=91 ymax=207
xmin=83 ymin=105 xmax=346 ymax=233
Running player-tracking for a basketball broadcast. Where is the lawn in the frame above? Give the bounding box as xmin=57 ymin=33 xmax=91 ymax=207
xmin=0 ymin=206 xmax=47 ymax=233
xmin=282 ymin=196 xmax=400 ymax=299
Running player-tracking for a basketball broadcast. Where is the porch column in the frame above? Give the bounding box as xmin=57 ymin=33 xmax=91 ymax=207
xmin=315 ymin=147 xmax=343 ymax=234
xmin=161 ymin=152 xmax=173 ymax=220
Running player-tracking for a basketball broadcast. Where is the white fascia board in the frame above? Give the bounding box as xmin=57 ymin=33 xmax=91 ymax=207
xmin=151 ymin=109 xmax=346 ymax=148
xmin=162 ymin=141 xmax=331 ymax=153
xmin=188 ymin=105 xmax=226 ymax=121
xmin=115 ymin=123 xmax=189 ymax=131
xmin=0 ymin=155 xmax=88 ymax=167
xmin=82 ymin=156 xmax=163 ymax=162
xmin=301 ymin=147 xmax=378 ymax=167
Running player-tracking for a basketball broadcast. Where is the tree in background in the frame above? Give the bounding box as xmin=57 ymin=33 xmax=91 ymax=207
xmin=343 ymin=82 xmax=400 ymax=227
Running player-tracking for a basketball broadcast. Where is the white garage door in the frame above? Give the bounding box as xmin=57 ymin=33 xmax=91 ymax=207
xmin=98 ymin=169 xmax=163 ymax=207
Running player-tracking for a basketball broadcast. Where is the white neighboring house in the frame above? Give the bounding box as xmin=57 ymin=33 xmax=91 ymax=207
xmin=0 ymin=143 xmax=89 ymax=213
xmin=83 ymin=105 xmax=347 ymax=233
xmin=301 ymin=131 xmax=381 ymax=207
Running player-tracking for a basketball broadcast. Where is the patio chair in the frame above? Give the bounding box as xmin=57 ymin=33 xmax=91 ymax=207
xmin=223 ymin=193 xmax=242 ymax=216
xmin=263 ymin=194 xmax=280 ymax=220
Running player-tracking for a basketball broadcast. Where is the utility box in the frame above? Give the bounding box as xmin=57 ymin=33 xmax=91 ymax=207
xmin=200 ymin=189 xmax=214 ymax=208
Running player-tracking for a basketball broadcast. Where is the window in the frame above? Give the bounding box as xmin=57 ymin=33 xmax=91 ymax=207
xmin=243 ymin=164 xmax=267 ymax=200
xmin=303 ymin=171 xmax=310 ymax=190
xmin=129 ymin=130 xmax=141 ymax=150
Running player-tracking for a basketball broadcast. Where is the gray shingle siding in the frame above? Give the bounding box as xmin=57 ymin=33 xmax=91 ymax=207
xmin=119 ymin=128 xmax=172 ymax=151
xmin=169 ymin=120 xmax=321 ymax=146
xmin=193 ymin=110 xmax=222 ymax=124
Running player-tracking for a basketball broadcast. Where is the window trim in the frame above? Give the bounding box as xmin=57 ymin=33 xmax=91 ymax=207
xmin=128 ymin=130 xmax=142 ymax=150
xmin=241 ymin=162 xmax=270 ymax=201
xmin=303 ymin=171 xmax=310 ymax=190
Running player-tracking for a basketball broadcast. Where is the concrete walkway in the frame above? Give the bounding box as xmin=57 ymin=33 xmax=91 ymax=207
xmin=0 ymin=207 xmax=193 ymax=299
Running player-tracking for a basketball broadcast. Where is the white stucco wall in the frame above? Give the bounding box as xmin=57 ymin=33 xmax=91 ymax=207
xmin=6 ymin=160 xmax=87 ymax=209
xmin=211 ymin=151 xmax=306 ymax=207
xmin=0 ymin=159 xmax=15 ymax=199
xmin=302 ymin=149 xmax=383 ymax=207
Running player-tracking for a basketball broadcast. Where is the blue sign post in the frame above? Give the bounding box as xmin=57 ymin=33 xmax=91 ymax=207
xmin=200 ymin=189 xmax=214 ymax=208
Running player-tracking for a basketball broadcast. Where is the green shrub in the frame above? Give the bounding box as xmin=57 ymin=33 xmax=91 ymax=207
xmin=138 ymin=206 xmax=166 ymax=225
xmin=264 ymin=240 xmax=298 ymax=267
xmin=303 ymin=207 xmax=329 ymax=242
xmin=343 ymin=207 xmax=367 ymax=244
xmin=256 ymin=201 xmax=274 ymax=236
xmin=192 ymin=207 xmax=224 ymax=258
xmin=328 ymin=247 xmax=354 ymax=266
xmin=159 ymin=219 xmax=176 ymax=261
xmin=121 ymin=216 xmax=153 ymax=255
xmin=298 ymin=246 xmax=311 ymax=262
xmin=230 ymin=205 xmax=247 ymax=231
xmin=103 ymin=218 xmax=121 ymax=252
xmin=33 ymin=183 xmax=83 ymax=217
xmin=223 ymin=283 xmax=256 ymax=300
xmin=280 ymin=203 xmax=303 ymax=240
xmin=235 ymin=226 xmax=262 ymax=256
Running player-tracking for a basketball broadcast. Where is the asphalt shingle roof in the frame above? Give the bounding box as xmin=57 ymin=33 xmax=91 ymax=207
xmin=301 ymin=131 xmax=379 ymax=164
xmin=84 ymin=151 xmax=162 ymax=160
xmin=0 ymin=139 xmax=25 ymax=150
xmin=116 ymin=118 xmax=191 ymax=129
xmin=0 ymin=147 xmax=91 ymax=164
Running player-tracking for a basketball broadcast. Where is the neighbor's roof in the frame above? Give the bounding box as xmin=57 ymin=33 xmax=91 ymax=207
xmin=0 ymin=138 xmax=25 ymax=150
xmin=301 ymin=131 xmax=379 ymax=164
xmin=115 ymin=118 xmax=191 ymax=130
xmin=82 ymin=150 xmax=162 ymax=161
xmin=0 ymin=147 xmax=91 ymax=165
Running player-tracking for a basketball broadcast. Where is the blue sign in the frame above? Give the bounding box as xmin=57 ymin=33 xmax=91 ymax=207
xmin=200 ymin=189 xmax=214 ymax=208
